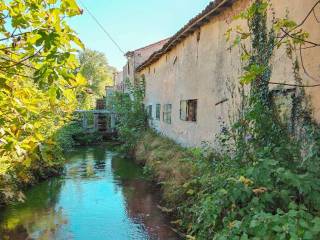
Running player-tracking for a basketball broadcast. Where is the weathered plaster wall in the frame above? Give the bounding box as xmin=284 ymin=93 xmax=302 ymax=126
xmin=122 ymin=39 xmax=169 ymax=90
xmin=114 ymin=71 xmax=124 ymax=92
xmin=134 ymin=39 xmax=169 ymax=69
xmin=123 ymin=55 xmax=135 ymax=90
xmin=140 ymin=0 xmax=320 ymax=147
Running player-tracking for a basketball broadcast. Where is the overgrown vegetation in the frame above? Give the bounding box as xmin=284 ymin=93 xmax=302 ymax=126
xmin=54 ymin=120 xmax=103 ymax=151
xmin=111 ymin=80 xmax=147 ymax=153
xmin=131 ymin=1 xmax=320 ymax=239
xmin=0 ymin=0 xmax=85 ymax=205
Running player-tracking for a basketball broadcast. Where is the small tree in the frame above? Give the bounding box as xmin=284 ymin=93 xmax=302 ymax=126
xmin=111 ymin=79 xmax=147 ymax=153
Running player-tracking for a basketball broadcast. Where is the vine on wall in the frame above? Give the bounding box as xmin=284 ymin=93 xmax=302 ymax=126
xmin=226 ymin=0 xmax=320 ymax=159
xmin=173 ymin=1 xmax=320 ymax=239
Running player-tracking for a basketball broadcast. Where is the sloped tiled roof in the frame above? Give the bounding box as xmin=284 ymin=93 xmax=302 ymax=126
xmin=127 ymin=38 xmax=170 ymax=56
xmin=136 ymin=0 xmax=236 ymax=72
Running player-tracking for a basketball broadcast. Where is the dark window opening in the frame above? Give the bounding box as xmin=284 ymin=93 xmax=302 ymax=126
xmin=196 ymin=30 xmax=201 ymax=42
xmin=163 ymin=104 xmax=172 ymax=124
xmin=156 ymin=104 xmax=161 ymax=120
xmin=180 ymin=99 xmax=197 ymax=122
xmin=148 ymin=105 xmax=153 ymax=119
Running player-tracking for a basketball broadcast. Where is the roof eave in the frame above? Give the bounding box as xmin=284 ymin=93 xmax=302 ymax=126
xmin=136 ymin=0 xmax=236 ymax=72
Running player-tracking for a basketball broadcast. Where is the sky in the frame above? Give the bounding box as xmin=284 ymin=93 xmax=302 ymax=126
xmin=68 ymin=0 xmax=212 ymax=71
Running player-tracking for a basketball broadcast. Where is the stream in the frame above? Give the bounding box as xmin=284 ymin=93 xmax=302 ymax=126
xmin=0 ymin=145 xmax=179 ymax=240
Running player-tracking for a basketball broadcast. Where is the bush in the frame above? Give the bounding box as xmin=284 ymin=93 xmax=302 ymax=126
xmin=135 ymin=130 xmax=320 ymax=240
xmin=111 ymin=80 xmax=147 ymax=153
xmin=55 ymin=121 xmax=103 ymax=151
xmin=181 ymin=148 xmax=320 ymax=239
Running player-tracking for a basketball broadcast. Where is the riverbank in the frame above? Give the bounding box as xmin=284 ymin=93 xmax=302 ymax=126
xmin=133 ymin=131 xmax=201 ymax=236
xmin=134 ymin=131 xmax=196 ymax=205
xmin=132 ymin=130 xmax=320 ymax=239
xmin=0 ymin=145 xmax=64 ymax=207
xmin=0 ymin=121 xmax=103 ymax=207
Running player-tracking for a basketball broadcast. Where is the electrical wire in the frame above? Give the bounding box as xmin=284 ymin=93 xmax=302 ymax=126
xmin=78 ymin=0 xmax=125 ymax=55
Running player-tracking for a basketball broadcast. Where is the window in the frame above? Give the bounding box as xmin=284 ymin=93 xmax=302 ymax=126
xmin=180 ymin=99 xmax=197 ymax=122
xmin=147 ymin=105 xmax=153 ymax=119
xmin=156 ymin=104 xmax=161 ymax=120
xmin=271 ymin=88 xmax=296 ymax=133
xmin=163 ymin=104 xmax=172 ymax=124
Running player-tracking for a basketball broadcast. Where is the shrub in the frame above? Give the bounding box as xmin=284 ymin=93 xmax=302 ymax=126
xmin=55 ymin=121 xmax=103 ymax=151
xmin=110 ymin=80 xmax=147 ymax=152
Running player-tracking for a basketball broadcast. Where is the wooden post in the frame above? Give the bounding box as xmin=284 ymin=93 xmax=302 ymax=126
xmin=110 ymin=113 xmax=116 ymax=132
xmin=82 ymin=112 xmax=88 ymax=129
xmin=94 ymin=113 xmax=99 ymax=131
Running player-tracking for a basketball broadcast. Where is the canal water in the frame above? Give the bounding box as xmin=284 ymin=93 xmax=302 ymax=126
xmin=0 ymin=146 xmax=179 ymax=240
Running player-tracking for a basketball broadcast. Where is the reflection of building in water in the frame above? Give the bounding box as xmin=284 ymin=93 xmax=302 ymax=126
xmin=111 ymin=157 xmax=178 ymax=240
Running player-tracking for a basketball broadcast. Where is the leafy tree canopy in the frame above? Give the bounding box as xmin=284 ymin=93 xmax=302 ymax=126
xmin=0 ymin=0 xmax=86 ymax=202
xmin=78 ymin=49 xmax=115 ymax=108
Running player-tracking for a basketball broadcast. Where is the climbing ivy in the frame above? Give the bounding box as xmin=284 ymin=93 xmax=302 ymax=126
xmin=169 ymin=1 xmax=320 ymax=239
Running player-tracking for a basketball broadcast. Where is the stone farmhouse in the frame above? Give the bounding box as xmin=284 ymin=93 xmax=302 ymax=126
xmin=117 ymin=0 xmax=320 ymax=147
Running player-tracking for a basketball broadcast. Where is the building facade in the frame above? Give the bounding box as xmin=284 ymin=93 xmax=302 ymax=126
xmin=113 ymin=71 xmax=124 ymax=92
xmin=137 ymin=0 xmax=320 ymax=147
xmin=122 ymin=38 xmax=169 ymax=90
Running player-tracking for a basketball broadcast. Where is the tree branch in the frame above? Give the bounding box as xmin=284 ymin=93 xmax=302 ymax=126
xmin=293 ymin=0 xmax=320 ymax=30
xmin=0 ymin=47 xmax=43 ymax=70
xmin=313 ymin=8 xmax=320 ymax=23
xmin=0 ymin=69 xmax=35 ymax=80
xmin=276 ymin=1 xmax=320 ymax=45
xmin=269 ymin=82 xmax=320 ymax=88
xmin=0 ymin=31 xmax=31 ymax=42
xmin=0 ymin=56 xmax=37 ymax=70
xmin=281 ymin=28 xmax=320 ymax=47
xmin=299 ymin=44 xmax=320 ymax=82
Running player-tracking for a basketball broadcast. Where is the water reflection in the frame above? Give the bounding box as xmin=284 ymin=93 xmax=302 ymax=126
xmin=0 ymin=145 xmax=178 ymax=240
xmin=0 ymin=178 xmax=67 ymax=240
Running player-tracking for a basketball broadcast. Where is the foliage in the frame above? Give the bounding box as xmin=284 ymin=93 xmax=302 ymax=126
xmin=78 ymin=48 xmax=115 ymax=109
xmin=55 ymin=119 xmax=104 ymax=152
xmin=136 ymin=129 xmax=320 ymax=239
xmin=176 ymin=1 xmax=320 ymax=239
xmin=54 ymin=121 xmax=83 ymax=151
xmin=111 ymin=79 xmax=147 ymax=153
xmin=0 ymin=0 xmax=85 ymax=204
xmin=134 ymin=1 xmax=320 ymax=239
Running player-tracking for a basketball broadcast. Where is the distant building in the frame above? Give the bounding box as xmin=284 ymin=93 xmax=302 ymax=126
xmin=113 ymin=71 xmax=124 ymax=92
xmin=122 ymin=38 xmax=169 ymax=90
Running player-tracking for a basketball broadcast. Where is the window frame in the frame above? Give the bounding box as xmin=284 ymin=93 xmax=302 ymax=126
xmin=180 ymin=99 xmax=197 ymax=122
xmin=147 ymin=105 xmax=153 ymax=119
xmin=156 ymin=104 xmax=161 ymax=121
xmin=163 ymin=104 xmax=172 ymax=124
